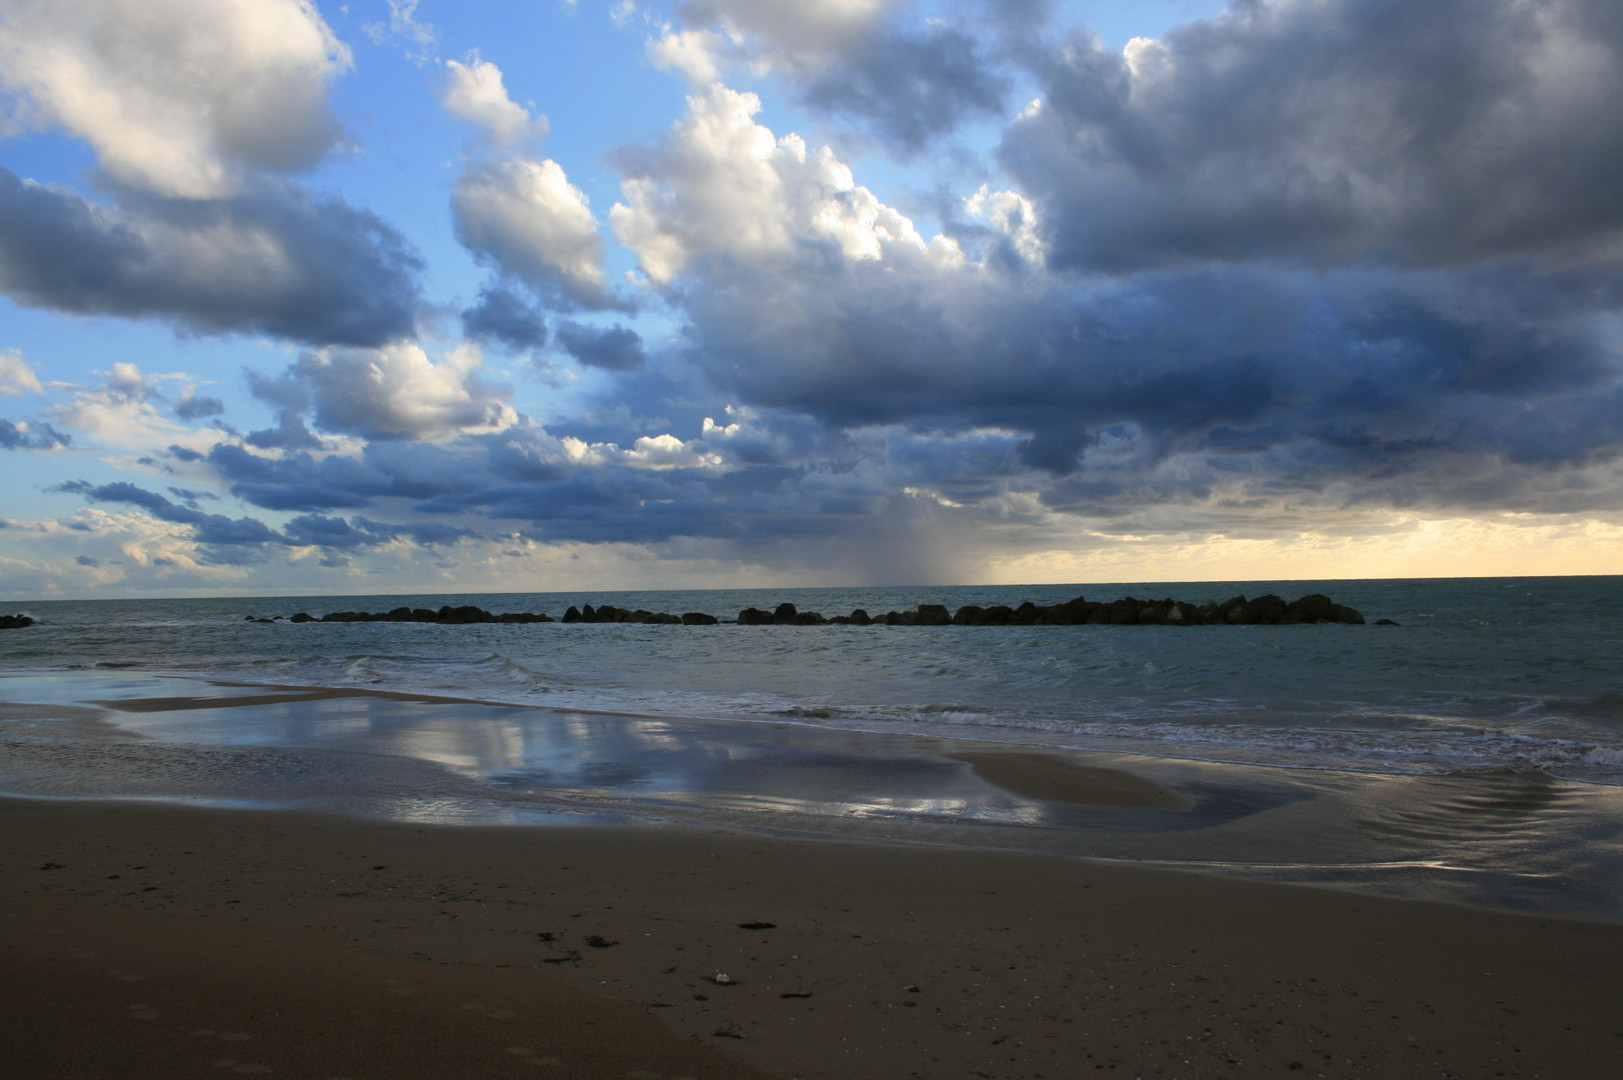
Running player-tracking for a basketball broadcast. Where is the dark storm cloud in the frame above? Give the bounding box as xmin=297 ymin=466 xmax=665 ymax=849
xmin=1000 ymin=0 xmax=1623 ymax=271
xmin=598 ymin=0 xmax=1623 ymax=527
xmin=203 ymin=442 xmax=460 ymax=510
xmin=555 ymin=322 xmax=648 ymax=372
xmin=798 ymin=23 xmax=1008 ymax=150
xmin=671 ymin=239 xmax=1623 ymax=510
xmin=462 ymin=286 xmax=549 ymax=351
xmin=0 ymin=169 xmax=423 ymax=346
xmin=0 ymin=418 xmax=71 ymax=450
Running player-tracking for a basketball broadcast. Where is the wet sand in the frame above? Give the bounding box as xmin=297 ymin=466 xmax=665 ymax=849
xmin=947 ymin=751 xmax=1189 ymax=808
xmin=5 ymin=795 xmax=1623 ymax=1080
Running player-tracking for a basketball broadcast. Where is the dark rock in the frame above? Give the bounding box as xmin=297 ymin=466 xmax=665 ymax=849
xmin=1163 ymin=601 xmax=1201 ymax=626
xmin=1285 ymin=594 xmax=1335 ymax=623
xmin=411 ymin=608 xmax=438 ymax=622
xmin=0 ymin=614 xmax=35 ymax=629
xmin=1249 ymin=594 xmax=1288 ymax=624
xmin=847 ymin=609 xmax=872 ymax=626
xmin=562 ymin=606 xmax=582 ymax=623
xmin=1374 ymin=618 xmax=1400 ymax=626
xmin=1051 ymin=596 xmax=1098 ymax=625
xmin=682 ymin=612 xmax=719 ymax=625
xmin=771 ymin=602 xmax=799 ymax=625
xmin=952 ymin=604 xmax=984 ymax=626
xmin=1098 ymin=597 xmax=1141 ymax=625
xmin=290 ymin=612 xmax=314 ymax=623
xmin=737 ymin=607 xmax=771 ymax=625
xmin=438 ymin=605 xmax=492 ymax=624
xmin=1225 ymin=602 xmax=1257 ymax=625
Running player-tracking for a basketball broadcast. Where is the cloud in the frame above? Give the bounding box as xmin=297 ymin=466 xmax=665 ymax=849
xmin=442 ymin=54 xmax=544 ymax=146
xmin=461 ymin=286 xmax=549 ymax=351
xmin=1000 ymin=0 xmax=1623 ymax=271
xmin=282 ymin=512 xmax=471 ymax=550
xmin=364 ymin=0 xmax=441 ymax=64
xmin=452 ymin=157 xmax=620 ymax=310
xmin=204 ymin=440 xmax=438 ymax=511
xmin=258 ymin=342 xmax=517 ymax=442
xmin=174 ymin=390 xmax=225 ymax=421
xmin=556 ymin=321 xmax=647 ymax=371
xmin=0 ymin=417 xmax=70 ymax=450
xmin=46 ymin=361 xmax=199 ymax=448
xmin=599 ymin=61 xmax=1623 ymax=526
xmin=0 ymin=169 xmax=423 ymax=346
xmin=0 ymin=0 xmax=351 ymax=198
xmin=610 ymin=83 xmax=962 ymax=285
xmin=0 ymin=348 xmax=42 ymax=395
xmin=55 ymin=478 xmax=284 ymax=561
xmin=657 ymin=0 xmax=1007 ymax=148
xmin=796 ymin=22 xmax=1008 ymax=150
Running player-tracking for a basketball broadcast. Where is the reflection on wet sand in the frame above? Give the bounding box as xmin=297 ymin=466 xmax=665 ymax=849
xmin=5 ymin=671 xmax=1623 ymax=919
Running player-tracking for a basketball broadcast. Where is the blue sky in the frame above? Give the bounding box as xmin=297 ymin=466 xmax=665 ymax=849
xmin=3 ymin=0 xmax=1622 ymax=599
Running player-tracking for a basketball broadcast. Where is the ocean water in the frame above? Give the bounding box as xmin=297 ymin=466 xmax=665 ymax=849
xmin=4 ymin=576 xmax=1623 ymax=918
xmin=6 ymin=576 xmax=1622 ymax=781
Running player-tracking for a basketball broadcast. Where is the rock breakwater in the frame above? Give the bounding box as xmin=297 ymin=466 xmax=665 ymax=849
xmin=262 ymin=593 xmax=1369 ymax=627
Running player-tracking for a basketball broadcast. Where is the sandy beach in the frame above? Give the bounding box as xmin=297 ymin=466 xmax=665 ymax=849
xmin=5 ymin=787 xmax=1623 ymax=1080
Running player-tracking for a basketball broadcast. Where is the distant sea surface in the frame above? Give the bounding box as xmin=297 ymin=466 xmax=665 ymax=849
xmin=5 ymin=576 xmax=1622 ymax=784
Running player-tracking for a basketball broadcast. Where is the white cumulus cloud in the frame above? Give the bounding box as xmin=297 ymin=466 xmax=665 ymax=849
xmin=289 ymin=342 xmax=517 ymax=442
xmin=610 ymin=82 xmax=954 ymax=285
xmin=0 ymin=0 xmax=351 ymax=198
xmin=453 ymin=157 xmax=615 ymax=309
xmin=442 ymin=55 xmax=544 ymax=146
xmin=0 ymin=348 xmax=42 ymax=395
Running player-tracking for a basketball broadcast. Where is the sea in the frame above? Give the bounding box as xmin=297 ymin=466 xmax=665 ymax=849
xmin=4 ymin=576 xmax=1623 ymax=919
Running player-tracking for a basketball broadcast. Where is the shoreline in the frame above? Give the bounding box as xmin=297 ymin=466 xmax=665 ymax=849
xmin=5 ymin=795 xmax=1623 ymax=1079
xmin=6 ymin=668 xmax=1623 ymax=925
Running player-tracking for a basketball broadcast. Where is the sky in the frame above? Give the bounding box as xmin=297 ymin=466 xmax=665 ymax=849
xmin=2 ymin=0 xmax=1622 ymax=600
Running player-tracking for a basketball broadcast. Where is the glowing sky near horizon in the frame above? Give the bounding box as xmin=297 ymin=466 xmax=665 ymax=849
xmin=2 ymin=0 xmax=1622 ymax=599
